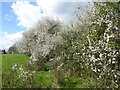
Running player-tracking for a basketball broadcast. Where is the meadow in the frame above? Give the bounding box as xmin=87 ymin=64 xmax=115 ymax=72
xmin=2 ymin=54 xmax=54 ymax=88
xmin=2 ymin=54 xmax=29 ymax=73
xmin=2 ymin=54 xmax=89 ymax=88
xmin=2 ymin=54 xmax=86 ymax=88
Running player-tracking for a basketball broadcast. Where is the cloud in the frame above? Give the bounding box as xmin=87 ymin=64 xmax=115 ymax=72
xmin=11 ymin=0 xmax=44 ymax=28
xmin=36 ymin=0 xmax=78 ymax=20
xmin=11 ymin=0 xmax=83 ymax=28
xmin=3 ymin=1 xmax=88 ymax=50
xmin=0 ymin=31 xmax=23 ymax=50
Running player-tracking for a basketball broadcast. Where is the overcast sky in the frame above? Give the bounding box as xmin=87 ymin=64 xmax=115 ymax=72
xmin=0 ymin=0 xmax=90 ymax=50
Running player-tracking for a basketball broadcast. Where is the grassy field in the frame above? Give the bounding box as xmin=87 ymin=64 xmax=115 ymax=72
xmin=2 ymin=54 xmax=86 ymax=88
xmin=2 ymin=54 xmax=57 ymax=88
xmin=2 ymin=54 xmax=29 ymax=73
xmin=35 ymin=71 xmax=58 ymax=88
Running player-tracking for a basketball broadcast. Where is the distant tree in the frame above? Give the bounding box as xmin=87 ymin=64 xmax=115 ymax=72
xmin=2 ymin=49 xmax=7 ymax=54
xmin=8 ymin=44 xmax=19 ymax=54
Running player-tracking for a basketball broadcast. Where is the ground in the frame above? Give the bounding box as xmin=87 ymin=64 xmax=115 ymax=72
xmin=1 ymin=54 xmax=86 ymax=88
xmin=2 ymin=54 xmax=58 ymax=88
xmin=2 ymin=54 xmax=29 ymax=73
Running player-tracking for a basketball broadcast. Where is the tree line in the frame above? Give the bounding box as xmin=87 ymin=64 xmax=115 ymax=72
xmin=6 ymin=2 xmax=120 ymax=88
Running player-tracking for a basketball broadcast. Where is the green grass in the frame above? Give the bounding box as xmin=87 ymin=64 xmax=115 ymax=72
xmin=35 ymin=71 xmax=87 ymax=88
xmin=1 ymin=54 xmax=86 ymax=88
xmin=2 ymin=54 xmax=57 ymax=88
xmin=2 ymin=54 xmax=29 ymax=73
xmin=59 ymin=77 xmax=87 ymax=88
xmin=35 ymin=70 xmax=58 ymax=88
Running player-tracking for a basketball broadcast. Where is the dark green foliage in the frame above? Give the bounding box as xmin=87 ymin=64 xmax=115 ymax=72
xmin=59 ymin=77 xmax=86 ymax=88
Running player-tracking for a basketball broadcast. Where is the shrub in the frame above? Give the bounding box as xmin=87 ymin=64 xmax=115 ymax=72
xmin=85 ymin=2 xmax=120 ymax=88
xmin=2 ymin=64 xmax=36 ymax=88
xmin=51 ymin=2 xmax=120 ymax=88
xmin=16 ymin=16 xmax=63 ymax=70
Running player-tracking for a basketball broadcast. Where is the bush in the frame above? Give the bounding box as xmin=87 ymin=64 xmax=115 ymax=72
xmin=16 ymin=16 xmax=63 ymax=70
xmin=14 ymin=2 xmax=119 ymax=88
xmin=50 ymin=2 xmax=120 ymax=88
xmin=2 ymin=64 xmax=36 ymax=88
xmin=85 ymin=2 xmax=120 ymax=88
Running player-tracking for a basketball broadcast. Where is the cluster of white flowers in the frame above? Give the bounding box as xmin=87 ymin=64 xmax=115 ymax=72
xmin=85 ymin=5 xmax=120 ymax=84
xmin=16 ymin=17 xmax=63 ymax=63
xmin=57 ymin=63 xmax=64 ymax=70
xmin=12 ymin=64 xmax=35 ymax=79
xmin=87 ymin=32 xmax=119 ymax=73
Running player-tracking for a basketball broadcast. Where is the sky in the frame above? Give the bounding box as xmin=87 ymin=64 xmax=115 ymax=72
xmin=0 ymin=0 xmax=90 ymax=51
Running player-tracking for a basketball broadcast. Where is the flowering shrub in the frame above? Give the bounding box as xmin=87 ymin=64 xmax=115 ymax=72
xmin=12 ymin=64 xmax=35 ymax=79
xmin=85 ymin=2 xmax=120 ymax=88
xmin=14 ymin=2 xmax=119 ymax=88
xmin=51 ymin=2 xmax=120 ymax=88
xmin=16 ymin=16 xmax=63 ymax=70
xmin=2 ymin=64 xmax=36 ymax=88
